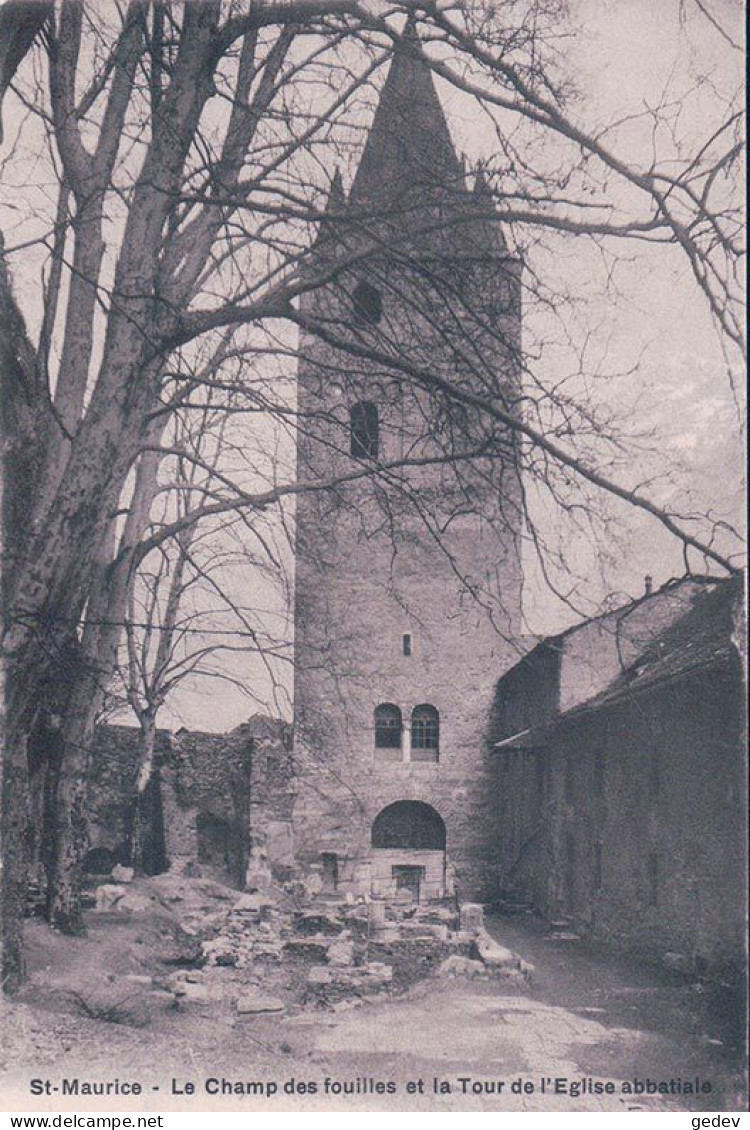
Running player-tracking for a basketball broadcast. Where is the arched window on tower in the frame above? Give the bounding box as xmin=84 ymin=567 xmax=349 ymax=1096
xmin=352 ymin=280 xmax=383 ymax=325
xmin=411 ymin=704 xmax=439 ymax=762
xmin=350 ymin=401 xmax=379 ymax=459
xmin=374 ymin=703 xmax=402 ymax=759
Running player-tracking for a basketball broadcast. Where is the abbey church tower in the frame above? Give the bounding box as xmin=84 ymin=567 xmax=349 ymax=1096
xmin=292 ymin=24 xmax=524 ymax=902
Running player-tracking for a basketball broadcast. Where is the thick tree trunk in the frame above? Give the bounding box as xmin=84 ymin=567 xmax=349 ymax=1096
xmin=46 ymin=777 xmax=88 ymax=933
xmin=46 ymin=673 xmax=98 ymax=933
xmin=1 ymin=246 xmax=41 ymax=990
xmin=0 ymin=726 xmax=30 ymax=992
xmin=130 ymin=716 xmax=157 ymax=874
xmin=0 ymin=2 xmax=52 ymax=142
xmin=42 ymin=444 xmax=165 ymax=923
xmin=26 ymin=715 xmax=63 ymax=898
xmin=1 ymin=0 xmax=225 ymax=981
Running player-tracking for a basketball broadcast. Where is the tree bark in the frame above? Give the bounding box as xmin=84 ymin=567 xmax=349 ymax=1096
xmin=0 ymin=2 xmax=53 ymax=142
xmin=44 ymin=442 xmax=164 ymax=928
xmin=45 ymin=653 xmax=96 ymax=932
xmin=1 ymin=240 xmax=44 ymax=989
xmin=0 ymin=725 xmax=30 ymax=992
xmin=130 ymin=714 xmax=157 ymax=875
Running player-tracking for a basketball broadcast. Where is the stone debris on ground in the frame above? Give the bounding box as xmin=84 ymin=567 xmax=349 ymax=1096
xmin=94 ymin=884 xmax=127 ymax=912
xmin=89 ymin=868 xmax=529 ymax=1014
xmin=117 ymin=891 xmax=153 ymax=913
xmin=437 ymin=955 xmax=488 ymax=978
xmin=293 ymin=910 xmax=345 ymax=935
xmin=473 ymin=929 xmax=521 ymax=969
xmin=282 ymin=937 xmax=331 ymax=960
xmin=305 ymin=961 xmax=393 ymax=1001
xmin=235 ymin=993 xmax=285 ymax=1015
xmin=327 ymin=939 xmax=355 ymax=966
xmin=111 ymin=865 xmax=135 ymax=883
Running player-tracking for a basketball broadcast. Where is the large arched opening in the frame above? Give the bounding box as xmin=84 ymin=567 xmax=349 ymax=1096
xmin=371 ymin=800 xmax=447 ymax=901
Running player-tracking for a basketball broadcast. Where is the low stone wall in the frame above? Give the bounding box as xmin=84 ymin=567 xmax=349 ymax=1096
xmin=87 ymin=715 xmax=294 ymax=886
xmin=370 ymin=849 xmax=449 ymax=900
xmin=87 ymin=725 xmax=171 ymax=874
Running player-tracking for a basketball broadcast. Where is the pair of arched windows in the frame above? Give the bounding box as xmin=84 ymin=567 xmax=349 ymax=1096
xmin=350 ymin=401 xmax=379 ymax=459
xmin=374 ymin=703 xmax=440 ymax=762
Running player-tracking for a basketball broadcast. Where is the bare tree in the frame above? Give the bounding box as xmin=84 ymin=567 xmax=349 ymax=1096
xmin=0 ymin=0 xmax=743 ymax=990
xmin=117 ymin=400 xmax=290 ymax=870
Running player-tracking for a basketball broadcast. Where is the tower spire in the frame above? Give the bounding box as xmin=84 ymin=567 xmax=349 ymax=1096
xmin=326 ymin=166 xmax=346 ymax=210
xmin=468 ymin=166 xmax=508 ymax=255
xmin=311 ymin=166 xmax=348 ymax=255
xmin=349 ymin=19 xmax=465 ymax=216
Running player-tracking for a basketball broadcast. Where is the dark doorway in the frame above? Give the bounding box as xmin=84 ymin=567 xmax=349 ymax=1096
xmin=127 ymin=772 xmax=167 ymax=876
xmin=564 ymin=832 xmax=576 ymax=913
xmin=392 ymin=864 xmax=425 ymax=901
xmin=197 ymin=811 xmax=231 ymax=870
xmin=371 ymin=800 xmax=446 ymax=851
xmin=321 ymin=852 xmax=339 ymax=891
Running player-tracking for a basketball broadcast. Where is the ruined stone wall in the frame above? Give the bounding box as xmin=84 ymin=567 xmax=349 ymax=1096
xmin=87 ymin=724 xmax=171 ymax=871
xmin=239 ymin=718 xmax=296 ymax=877
xmin=160 ymin=728 xmax=252 ymax=886
xmin=87 ymin=717 xmax=293 ymax=887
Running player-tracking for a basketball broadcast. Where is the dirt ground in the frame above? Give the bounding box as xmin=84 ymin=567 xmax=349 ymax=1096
xmin=1 ymin=879 xmax=746 ymax=1114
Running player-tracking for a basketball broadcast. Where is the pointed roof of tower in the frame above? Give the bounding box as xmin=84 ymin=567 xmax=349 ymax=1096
xmin=466 ymin=167 xmax=508 ymax=255
xmin=313 ymin=167 xmax=347 ymax=240
xmin=349 ymin=18 xmax=466 ymax=218
xmin=326 ymin=166 xmax=347 ymax=211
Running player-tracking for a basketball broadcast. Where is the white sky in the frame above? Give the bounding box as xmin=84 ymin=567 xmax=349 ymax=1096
xmin=162 ymin=1 xmax=745 ymax=731
xmin=1 ymin=1 xmax=744 ymax=731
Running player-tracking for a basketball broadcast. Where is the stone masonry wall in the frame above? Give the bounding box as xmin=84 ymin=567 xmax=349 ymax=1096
xmin=87 ymin=724 xmax=171 ymax=871
xmin=87 ymin=716 xmax=293 ymax=886
xmin=494 ymin=661 xmax=747 ymax=976
xmin=293 ymin=250 xmax=527 ymax=902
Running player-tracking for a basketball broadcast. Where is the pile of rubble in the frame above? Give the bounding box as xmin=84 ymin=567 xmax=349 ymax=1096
xmin=89 ymin=865 xmax=531 ymax=1018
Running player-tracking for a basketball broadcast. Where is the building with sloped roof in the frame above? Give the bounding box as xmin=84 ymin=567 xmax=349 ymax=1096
xmin=491 ymin=575 xmax=746 ymax=977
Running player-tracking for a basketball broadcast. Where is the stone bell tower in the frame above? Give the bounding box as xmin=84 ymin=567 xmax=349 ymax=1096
xmin=292 ymin=23 xmax=524 ymax=902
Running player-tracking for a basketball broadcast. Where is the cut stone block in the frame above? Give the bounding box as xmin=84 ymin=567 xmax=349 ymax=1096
xmin=474 ymin=930 xmax=520 ymax=969
xmin=460 ymin=903 xmax=484 ymax=932
xmin=236 ymin=994 xmax=285 ymax=1015
xmin=327 ymin=940 xmax=355 ymax=966
xmin=111 ymin=865 xmax=135 ymax=883
xmin=94 ymin=884 xmax=127 ymax=912
xmin=307 ymin=966 xmax=333 ymax=985
xmin=118 ymin=891 xmax=152 ymax=913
